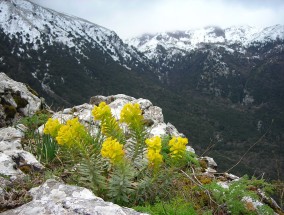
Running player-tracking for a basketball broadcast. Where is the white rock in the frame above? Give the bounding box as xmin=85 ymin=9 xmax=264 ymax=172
xmin=72 ymin=103 xmax=93 ymax=123
xmin=0 ymin=152 xmax=22 ymax=176
xmin=1 ymin=179 xmax=147 ymax=215
xmin=166 ymin=122 xmax=184 ymax=137
xmin=143 ymin=106 xmax=164 ymax=123
xmin=0 ymin=73 xmax=42 ymax=116
xmin=134 ymin=98 xmax=153 ymax=110
xmin=224 ymin=172 xmax=240 ymax=181
xmin=15 ymin=124 xmax=28 ymax=133
xmin=109 ymin=98 xmax=129 ymax=120
xmin=203 ymin=156 xmax=217 ymax=168
xmin=186 ymin=145 xmax=195 ymax=154
xmin=148 ymin=123 xmax=167 ymax=137
xmin=0 ymin=127 xmax=23 ymax=151
xmin=217 ymin=181 xmax=230 ymax=189
xmin=62 ymin=108 xmax=73 ymax=114
xmin=5 ymin=150 xmax=44 ymax=171
xmin=199 ymin=156 xmax=218 ymax=173
xmin=111 ymin=94 xmax=135 ymax=102
xmin=0 ymin=127 xmax=44 ymax=177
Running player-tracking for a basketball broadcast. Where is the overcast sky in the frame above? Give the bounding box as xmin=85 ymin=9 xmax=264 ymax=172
xmin=31 ymin=0 xmax=284 ymax=39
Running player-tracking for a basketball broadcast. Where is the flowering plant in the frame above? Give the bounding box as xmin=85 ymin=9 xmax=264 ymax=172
xmin=169 ymin=136 xmax=188 ymax=159
xmin=101 ymin=137 xmax=124 ymax=163
xmin=145 ymin=136 xmax=163 ymax=168
xmin=42 ymin=101 xmax=196 ymax=205
xmin=43 ymin=118 xmax=62 ymax=138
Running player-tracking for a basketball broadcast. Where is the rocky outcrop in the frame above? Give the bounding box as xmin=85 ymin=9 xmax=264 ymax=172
xmin=0 ymin=73 xmax=45 ymax=127
xmin=1 ymin=179 xmax=147 ymax=215
xmin=42 ymin=94 xmax=189 ymax=143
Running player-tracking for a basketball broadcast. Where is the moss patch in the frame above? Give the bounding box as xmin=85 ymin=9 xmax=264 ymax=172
xmin=12 ymin=91 xmax=28 ymax=109
xmin=3 ymin=105 xmax=16 ymax=119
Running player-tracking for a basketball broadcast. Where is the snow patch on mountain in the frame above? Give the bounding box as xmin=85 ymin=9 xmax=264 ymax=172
xmin=126 ymin=25 xmax=284 ymax=59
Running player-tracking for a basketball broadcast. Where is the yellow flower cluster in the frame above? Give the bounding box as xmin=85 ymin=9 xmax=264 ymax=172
xmin=92 ymin=102 xmax=122 ymax=137
xmin=101 ymin=137 xmax=124 ymax=163
xmin=120 ymin=103 xmax=143 ymax=125
xmin=168 ymin=137 xmax=188 ymax=158
xmin=43 ymin=118 xmax=62 ymax=138
xmin=92 ymin=102 xmax=112 ymax=121
xmin=145 ymin=136 xmax=163 ymax=166
xmin=56 ymin=118 xmax=87 ymax=147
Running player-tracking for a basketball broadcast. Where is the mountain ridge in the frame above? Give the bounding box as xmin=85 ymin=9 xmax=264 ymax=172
xmin=126 ymin=25 xmax=284 ymax=59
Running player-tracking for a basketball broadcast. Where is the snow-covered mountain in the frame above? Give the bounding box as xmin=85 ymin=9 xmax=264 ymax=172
xmin=0 ymin=0 xmax=157 ymax=107
xmin=0 ymin=0 xmax=147 ymax=70
xmin=126 ymin=25 xmax=284 ymax=59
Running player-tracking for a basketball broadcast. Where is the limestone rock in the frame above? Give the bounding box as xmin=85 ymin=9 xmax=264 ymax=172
xmin=224 ymin=172 xmax=240 ymax=181
xmin=135 ymin=98 xmax=153 ymax=110
xmin=199 ymin=156 xmax=218 ymax=173
xmin=0 ymin=152 xmax=22 ymax=176
xmin=89 ymin=95 xmax=108 ymax=105
xmin=186 ymin=145 xmax=195 ymax=154
xmin=144 ymin=106 xmax=164 ymax=124
xmin=0 ymin=73 xmax=44 ymax=127
xmin=1 ymin=179 xmax=147 ymax=215
xmin=109 ymin=98 xmax=130 ymax=120
xmin=0 ymin=127 xmax=23 ymax=151
xmin=0 ymin=127 xmax=44 ymax=177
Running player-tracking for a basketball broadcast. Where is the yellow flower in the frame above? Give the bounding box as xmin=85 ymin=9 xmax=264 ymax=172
xmin=92 ymin=102 xmax=112 ymax=121
xmin=168 ymin=137 xmax=188 ymax=158
xmin=147 ymin=148 xmax=163 ymax=166
xmin=120 ymin=103 xmax=143 ymax=125
xmin=43 ymin=118 xmax=62 ymax=138
xmin=145 ymin=136 xmax=163 ymax=166
xmin=56 ymin=118 xmax=87 ymax=147
xmin=145 ymin=136 xmax=162 ymax=151
xmin=101 ymin=137 xmax=124 ymax=163
xmin=92 ymin=102 xmax=122 ymax=137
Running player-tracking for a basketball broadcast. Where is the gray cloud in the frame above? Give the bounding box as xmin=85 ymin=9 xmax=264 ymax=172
xmin=31 ymin=0 xmax=284 ymax=39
